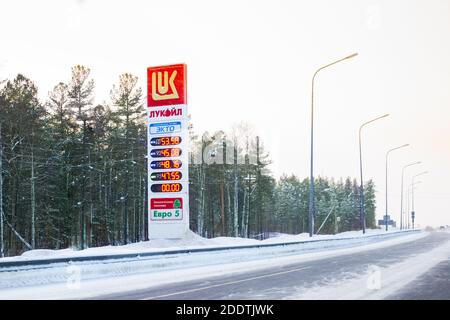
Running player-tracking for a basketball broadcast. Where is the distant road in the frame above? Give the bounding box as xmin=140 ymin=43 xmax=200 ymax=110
xmin=93 ymin=232 xmax=450 ymax=300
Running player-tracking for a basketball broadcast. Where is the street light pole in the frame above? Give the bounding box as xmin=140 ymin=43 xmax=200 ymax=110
xmin=309 ymin=52 xmax=358 ymax=237
xmin=405 ymin=185 xmax=421 ymax=229
xmin=385 ymin=144 xmax=409 ymax=231
xmin=411 ymin=184 xmax=420 ymax=229
xmin=411 ymin=171 xmax=428 ymax=229
xmin=400 ymin=162 xmax=421 ymax=229
xmin=405 ymin=181 xmax=422 ymax=229
xmin=411 ymin=181 xmax=421 ymax=208
xmin=359 ymin=114 xmax=389 ymax=234
xmin=406 ymin=186 xmax=410 ymax=229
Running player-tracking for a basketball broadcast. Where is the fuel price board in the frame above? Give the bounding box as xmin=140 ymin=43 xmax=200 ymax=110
xmin=147 ymin=63 xmax=189 ymax=239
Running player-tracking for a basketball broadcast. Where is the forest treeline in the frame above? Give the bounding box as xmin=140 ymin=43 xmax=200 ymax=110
xmin=0 ymin=66 xmax=377 ymax=257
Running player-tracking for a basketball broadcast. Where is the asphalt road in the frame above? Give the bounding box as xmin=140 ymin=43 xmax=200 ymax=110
xmin=93 ymin=232 xmax=450 ymax=300
xmin=387 ymin=254 xmax=450 ymax=299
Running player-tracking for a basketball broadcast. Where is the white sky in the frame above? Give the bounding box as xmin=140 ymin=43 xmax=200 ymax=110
xmin=1 ymin=0 xmax=449 ymax=227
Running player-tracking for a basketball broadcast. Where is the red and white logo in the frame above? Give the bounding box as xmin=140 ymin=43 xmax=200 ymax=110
xmin=147 ymin=64 xmax=187 ymax=107
xmin=150 ymin=198 xmax=183 ymax=210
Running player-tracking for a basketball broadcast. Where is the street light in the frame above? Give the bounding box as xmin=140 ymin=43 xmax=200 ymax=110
xmin=309 ymin=52 xmax=358 ymax=237
xmin=358 ymin=114 xmax=389 ymax=234
xmin=412 ymin=172 xmax=428 ymax=186
xmin=400 ymin=162 xmax=421 ymax=229
xmin=385 ymin=144 xmax=409 ymax=231
xmin=406 ymin=182 xmax=420 ymax=229
xmin=411 ymin=171 xmax=428 ymax=229
xmin=405 ymin=181 xmax=422 ymax=229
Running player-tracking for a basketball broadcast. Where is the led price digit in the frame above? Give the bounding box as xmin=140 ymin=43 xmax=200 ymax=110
xmin=150 ymin=136 xmax=182 ymax=146
xmin=150 ymin=171 xmax=182 ymax=181
xmin=151 ymin=183 xmax=183 ymax=193
xmin=150 ymin=148 xmax=182 ymax=158
xmin=150 ymin=160 xmax=182 ymax=169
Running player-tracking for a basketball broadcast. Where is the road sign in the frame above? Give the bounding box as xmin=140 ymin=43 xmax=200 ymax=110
xmin=147 ymin=64 xmax=189 ymax=239
xmin=378 ymin=219 xmax=395 ymax=226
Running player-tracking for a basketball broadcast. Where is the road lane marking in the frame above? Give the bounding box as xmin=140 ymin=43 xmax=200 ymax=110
xmin=141 ymin=266 xmax=311 ymax=300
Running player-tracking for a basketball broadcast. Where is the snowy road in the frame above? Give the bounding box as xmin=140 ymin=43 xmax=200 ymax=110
xmin=92 ymin=231 xmax=450 ymax=300
xmin=386 ymin=252 xmax=450 ymax=299
xmin=1 ymin=230 xmax=449 ymax=299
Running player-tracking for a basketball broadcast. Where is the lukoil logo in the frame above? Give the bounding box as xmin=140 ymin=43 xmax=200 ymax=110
xmin=152 ymin=70 xmax=179 ymax=101
xmin=147 ymin=64 xmax=186 ymax=107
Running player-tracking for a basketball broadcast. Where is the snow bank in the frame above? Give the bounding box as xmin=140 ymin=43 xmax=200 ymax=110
xmin=2 ymin=227 xmax=413 ymax=263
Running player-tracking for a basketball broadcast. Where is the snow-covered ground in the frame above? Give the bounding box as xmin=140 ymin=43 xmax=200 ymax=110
xmin=0 ymin=228 xmax=426 ymax=299
xmin=1 ymin=227 xmax=414 ymax=263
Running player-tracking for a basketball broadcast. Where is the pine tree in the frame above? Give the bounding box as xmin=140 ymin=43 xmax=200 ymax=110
xmin=67 ymin=65 xmax=95 ymax=249
xmin=110 ymin=73 xmax=144 ymax=244
xmin=0 ymin=74 xmax=45 ymax=252
xmin=47 ymin=82 xmax=74 ymax=137
xmin=364 ymin=180 xmax=377 ymax=228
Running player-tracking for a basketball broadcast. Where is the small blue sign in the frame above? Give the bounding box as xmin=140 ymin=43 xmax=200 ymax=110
xmin=378 ymin=219 xmax=395 ymax=226
xmin=150 ymin=121 xmax=181 ymax=135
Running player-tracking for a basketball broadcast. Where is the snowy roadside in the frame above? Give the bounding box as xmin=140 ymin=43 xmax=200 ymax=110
xmin=1 ymin=228 xmax=417 ymax=264
xmin=0 ymin=230 xmax=426 ymax=299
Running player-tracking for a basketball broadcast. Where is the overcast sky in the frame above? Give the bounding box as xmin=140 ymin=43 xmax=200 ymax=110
xmin=1 ymin=0 xmax=449 ymax=227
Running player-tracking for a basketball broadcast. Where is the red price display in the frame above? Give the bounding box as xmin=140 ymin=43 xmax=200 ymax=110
xmin=150 ymin=171 xmax=182 ymax=181
xmin=150 ymin=136 xmax=181 ymax=146
xmin=151 ymin=183 xmax=183 ymax=193
xmin=150 ymin=160 xmax=182 ymax=170
xmin=150 ymin=148 xmax=182 ymax=158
